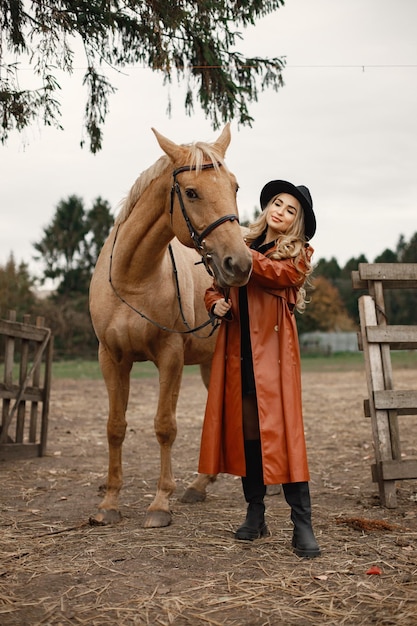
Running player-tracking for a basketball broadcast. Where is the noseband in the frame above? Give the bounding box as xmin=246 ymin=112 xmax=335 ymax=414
xmin=171 ymin=163 xmax=239 ymax=275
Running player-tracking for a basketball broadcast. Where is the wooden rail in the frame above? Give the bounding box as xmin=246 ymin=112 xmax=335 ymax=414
xmin=0 ymin=311 xmax=53 ymax=461
xmin=352 ymin=263 xmax=417 ymax=507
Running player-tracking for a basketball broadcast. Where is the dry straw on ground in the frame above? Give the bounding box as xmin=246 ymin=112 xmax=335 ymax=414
xmin=1 ymin=369 xmax=417 ymax=625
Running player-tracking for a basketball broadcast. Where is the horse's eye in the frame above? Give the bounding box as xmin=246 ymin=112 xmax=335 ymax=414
xmin=185 ymin=188 xmax=198 ymax=199
xmin=236 ymin=184 xmax=239 ymax=193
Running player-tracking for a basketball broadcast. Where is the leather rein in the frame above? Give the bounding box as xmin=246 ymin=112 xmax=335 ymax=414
xmin=108 ymin=162 xmax=238 ymax=336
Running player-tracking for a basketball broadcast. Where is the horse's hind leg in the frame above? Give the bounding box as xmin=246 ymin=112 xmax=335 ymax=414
xmin=180 ymin=473 xmax=218 ymax=503
xmin=180 ymin=361 xmax=218 ymax=504
xmin=90 ymin=345 xmax=131 ymax=525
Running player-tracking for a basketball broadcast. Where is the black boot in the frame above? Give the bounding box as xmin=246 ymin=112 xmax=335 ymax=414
xmin=282 ymin=482 xmax=321 ymax=558
xmin=235 ymin=440 xmax=268 ymax=541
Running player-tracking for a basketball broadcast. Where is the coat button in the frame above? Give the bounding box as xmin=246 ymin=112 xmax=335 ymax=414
xmin=274 ymin=325 xmax=279 ymax=331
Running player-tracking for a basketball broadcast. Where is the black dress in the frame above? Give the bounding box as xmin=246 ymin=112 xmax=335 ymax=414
xmin=240 ymin=234 xmax=276 ymax=395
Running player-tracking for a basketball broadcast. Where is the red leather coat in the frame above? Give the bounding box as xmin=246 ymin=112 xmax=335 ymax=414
xmin=198 ymin=245 xmax=313 ymax=485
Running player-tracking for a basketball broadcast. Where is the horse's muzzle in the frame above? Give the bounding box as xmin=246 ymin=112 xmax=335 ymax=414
xmin=209 ymin=251 xmax=253 ymax=288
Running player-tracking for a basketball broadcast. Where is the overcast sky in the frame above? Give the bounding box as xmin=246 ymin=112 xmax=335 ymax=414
xmin=1 ymin=0 xmax=416 ymax=279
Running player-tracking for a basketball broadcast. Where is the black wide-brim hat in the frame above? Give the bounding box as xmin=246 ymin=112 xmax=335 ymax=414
xmin=260 ymin=180 xmax=316 ymax=241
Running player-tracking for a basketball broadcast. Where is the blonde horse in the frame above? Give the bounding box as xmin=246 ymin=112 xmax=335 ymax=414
xmin=89 ymin=124 xmax=252 ymax=527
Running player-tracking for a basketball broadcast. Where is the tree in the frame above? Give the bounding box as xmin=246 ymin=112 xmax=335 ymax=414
xmin=339 ymin=254 xmax=368 ymax=280
xmin=0 ymin=0 xmax=286 ymax=153
xmin=398 ymin=232 xmax=417 ymax=263
xmin=332 ymin=254 xmax=368 ymax=323
xmin=34 ymin=290 xmax=99 ymax=358
xmin=374 ymin=248 xmax=398 ymax=263
xmin=84 ymin=197 xmax=114 ymax=267
xmin=389 ymin=232 xmax=417 ymax=325
xmin=296 ymin=276 xmax=356 ymax=335
xmin=33 ymin=194 xmax=113 ymax=294
xmin=395 ymin=234 xmax=408 ymax=261
xmin=33 ymin=194 xmax=88 ymax=290
xmin=31 ymin=195 xmax=113 ymax=357
xmin=0 ymin=253 xmax=36 ymax=318
xmin=315 ymin=256 xmax=341 ymax=280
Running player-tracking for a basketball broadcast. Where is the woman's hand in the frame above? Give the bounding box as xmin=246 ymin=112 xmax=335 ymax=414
xmin=213 ymin=298 xmax=232 ymax=317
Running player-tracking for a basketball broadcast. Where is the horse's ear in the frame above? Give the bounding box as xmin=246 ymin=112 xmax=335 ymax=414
xmin=151 ymin=128 xmax=183 ymax=162
xmin=213 ymin=123 xmax=231 ymax=157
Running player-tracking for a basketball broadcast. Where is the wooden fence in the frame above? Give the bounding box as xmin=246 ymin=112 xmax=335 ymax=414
xmin=0 ymin=310 xmax=53 ymax=461
xmin=352 ymin=263 xmax=417 ymax=507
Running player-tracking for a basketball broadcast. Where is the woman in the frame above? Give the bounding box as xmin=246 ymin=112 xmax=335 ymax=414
xmin=198 ymin=179 xmax=320 ymax=558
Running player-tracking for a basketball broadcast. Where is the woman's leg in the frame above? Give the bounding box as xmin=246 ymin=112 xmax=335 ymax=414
xmin=242 ymin=394 xmax=260 ymax=440
xmin=235 ymin=394 xmax=268 ymax=540
xmin=282 ymin=482 xmax=321 ymax=558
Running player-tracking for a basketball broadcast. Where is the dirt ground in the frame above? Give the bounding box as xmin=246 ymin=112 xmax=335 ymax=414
xmin=1 ymin=368 xmax=417 ymax=625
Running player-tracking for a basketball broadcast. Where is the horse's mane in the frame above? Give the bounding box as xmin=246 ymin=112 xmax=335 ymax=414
xmin=115 ymin=141 xmax=229 ymax=225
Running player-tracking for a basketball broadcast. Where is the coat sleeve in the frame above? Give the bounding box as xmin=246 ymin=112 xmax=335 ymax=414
xmin=204 ymin=284 xmax=224 ymax=314
xmin=249 ymin=249 xmax=306 ymax=290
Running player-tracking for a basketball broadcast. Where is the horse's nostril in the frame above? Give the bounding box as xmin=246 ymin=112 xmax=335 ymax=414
xmin=223 ymin=256 xmax=234 ymax=273
xmin=221 ymin=255 xmax=252 ymax=285
xmin=223 ymin=255 xmax=252 ymax=272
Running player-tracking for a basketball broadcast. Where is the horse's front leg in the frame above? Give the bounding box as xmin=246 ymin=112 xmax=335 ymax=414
xmin=143 ymin=353 xmax=182 ymax=528
xmin=90 ymin=346 xmax=131 ymax=525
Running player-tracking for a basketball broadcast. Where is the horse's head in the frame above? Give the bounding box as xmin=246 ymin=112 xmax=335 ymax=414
xmin=152 ymin=124 xmax=252 ymax=288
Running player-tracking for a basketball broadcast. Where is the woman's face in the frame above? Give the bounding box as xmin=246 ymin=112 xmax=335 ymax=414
xmin=265 ymin=192 xmax=301 ymax=240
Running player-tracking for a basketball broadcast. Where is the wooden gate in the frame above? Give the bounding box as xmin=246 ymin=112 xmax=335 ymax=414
xmin=352 ymin=263 xmax=417 ymax=507
xmin=0 ymin=310 xmax=53 ymax=461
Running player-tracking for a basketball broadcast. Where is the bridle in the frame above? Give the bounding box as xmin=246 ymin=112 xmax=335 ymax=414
xmin=171 ymin=162 xmax=239 ymax=276
xmin=108 ymin=162 xmax=238 ymax=336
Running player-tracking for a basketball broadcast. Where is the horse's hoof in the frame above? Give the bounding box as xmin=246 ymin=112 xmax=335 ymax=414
xmin=179 ymin=487 xmax=206 ymax=504
xmin=143 ymin=510 xmax=172 ymax=528
xmin=89 ymin=508 xmax=122 ymax=526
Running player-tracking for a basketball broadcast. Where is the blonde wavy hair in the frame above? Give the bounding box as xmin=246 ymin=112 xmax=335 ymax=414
xmin=244 ymin=194 xmax=313 ymax=312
